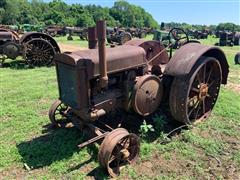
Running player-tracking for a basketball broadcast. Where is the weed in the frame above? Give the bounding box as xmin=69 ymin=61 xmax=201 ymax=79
xmin=139 ymin=120 xmax=154 ymax=138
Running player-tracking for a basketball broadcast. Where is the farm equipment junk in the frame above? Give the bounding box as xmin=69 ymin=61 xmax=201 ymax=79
xmin=126 ymin=27 xmax=147 ymax=39
xmin=153 ymin=28 xmax=200 ymax=50
xmin=216 ymin=31 xmax=240 ymax=46
xmin=66 ymin=27 xmax=88 ymax=41
xmin=43 ymin=26 xmax=67 ymax=37
xmin=234 ymin=52 xmax=240 ymax=64
xmin=107 ymin=27 xmax=132 ymax=45
xmin=0 ymin=28 xmax=60 ymax=67
xmin=49 ymin=20 xmax=229 ymax=177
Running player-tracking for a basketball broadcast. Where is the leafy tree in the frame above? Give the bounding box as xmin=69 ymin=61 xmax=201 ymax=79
xmin=0 ymin=0 xmax=239 ymax=32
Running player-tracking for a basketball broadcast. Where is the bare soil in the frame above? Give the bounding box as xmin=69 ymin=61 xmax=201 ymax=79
xmin=58 ymin=43 xmax=87 ymax=52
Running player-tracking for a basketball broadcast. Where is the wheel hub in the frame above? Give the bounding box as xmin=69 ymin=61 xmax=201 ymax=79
xmin=120 ymin=148 xmax=130 ymax=159
xmin=199 ymin=83 xmax=209 ymax=101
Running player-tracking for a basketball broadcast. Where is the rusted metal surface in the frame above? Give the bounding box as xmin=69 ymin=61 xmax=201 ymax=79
xmin=0 ymin=31 xmax=14 ymax=41
xmin=88 ymin=27 xmax=97 ymax=49
xmin=2 ymin=42 xmax=20 ymax=59
xmin=132 ymin=75 xmax=163 ymax=116
xmin=164 ymin=43 xmax=229 ymax=84
xmin=48 ymin=99 xmax=71 ymax=128
xmin=97 ymin=20 xmax=108 ymax=88
xmin=50 ymin=20 xmax=229 ymax=177
xmin=44 ymin=26 xmax=67 ymax=37
xmin=20 ymin=32 xmax=60 ymax=53
xmin=98 ymin=128 xmax=140 ymax=177
xmin=66 ymin=27 xmax=88 ymax=40
xmin=0 ymin=29 xmax=21 ymax=65
xmin=0 ymin=30 xmax=60 ymax=67
xmin=126 ymin=27 xmax=147 ymax=39
xmin=55 ymin=45 xmax=146 ymax=78
xmin=107 ymin=27 xmax=132 ymax=45
xmin=78 ymin=132 xmax=108 ymax=148
xmin=169 ymin=57 xmax=222 ymax=124
xmin=23 ymin=38 xmax=56 ymax=66
xmin=0 ymin=28 xmax=19 ymax=40
xmin=125 ymin=39 xmax=169 ymax=65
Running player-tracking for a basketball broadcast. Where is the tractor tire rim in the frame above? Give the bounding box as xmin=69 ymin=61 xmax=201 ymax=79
xmin=24 ymin=38 xmax=55 ymax=66
xmin=187 ymin=59 xmax=222 ymax=122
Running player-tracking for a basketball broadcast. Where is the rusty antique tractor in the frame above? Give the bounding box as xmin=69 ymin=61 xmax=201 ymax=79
xmin=216 ymin=31 xmax=240 ymax=46
xmin=126 ymin=27 xmax=147 ymax=39
xmin=49 ymin=21 xmax=229 ymax=177
xmin=43 ymin=25 xmax=67 ymax=37
xmin=66 ymin=27 xmax=88 ymax=41
xmin=107 ymin=27 xmax=132 ymax=45
xmin=0 ymin=28 xmax=60 ymax=67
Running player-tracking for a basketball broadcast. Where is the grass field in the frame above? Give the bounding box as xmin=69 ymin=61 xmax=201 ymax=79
xmin=0 ymin=36 xmax=239 ymax=179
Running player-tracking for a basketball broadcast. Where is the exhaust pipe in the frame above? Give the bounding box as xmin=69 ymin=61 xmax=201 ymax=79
xmin=88 ymin=27 xmax=97 ymax=49
xmin=96 ymin=20 xmax=108 ymax=88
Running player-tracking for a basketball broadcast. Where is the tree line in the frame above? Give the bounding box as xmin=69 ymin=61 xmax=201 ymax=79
xmin=0 ymin=0 xmax=158 ymax=28
xmin=0 ymin=0 xmax=239 ymax=31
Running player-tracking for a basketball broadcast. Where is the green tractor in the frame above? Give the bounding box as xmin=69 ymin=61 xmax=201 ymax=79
xmin=153 ymin=29 xmax=176 ymax=47
xmin=20 ymin=24 xmax=43 ymax=33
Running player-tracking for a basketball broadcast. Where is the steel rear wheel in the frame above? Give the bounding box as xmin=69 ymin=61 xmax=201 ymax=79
xmin=169 ymin=57 xmax=222 ymax=124
xmin=24 ymin=38 xmax=55 ymax=67
xmin=48 ymin=100 xmax=70 ymax=128
xmin=98 ymin=128 xmax=140 ymax=177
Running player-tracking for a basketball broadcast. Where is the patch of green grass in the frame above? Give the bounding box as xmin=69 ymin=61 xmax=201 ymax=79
xmin=233 ymin=151 xmax=240 ymax=166
xmin=54 ymin=35 xmax=88 ymax=47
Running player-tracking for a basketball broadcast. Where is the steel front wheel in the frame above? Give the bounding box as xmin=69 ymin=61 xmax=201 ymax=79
xmin=98 ymin=128 xmax=140 ymax=177
xmin=48 ymin=100 xmax=70 ymax=128
xmin=24 ymin=38 xmax=56 ymax=67
xmin=169 ymin=57 xmax=222 ymax=124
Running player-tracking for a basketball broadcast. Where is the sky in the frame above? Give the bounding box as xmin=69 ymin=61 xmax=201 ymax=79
xmin=44 ymin=0 xmax=240 ymax=25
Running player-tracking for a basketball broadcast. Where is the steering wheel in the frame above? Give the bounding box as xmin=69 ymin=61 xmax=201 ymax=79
xmin=168 ymin=28 xmax=189 ymax=49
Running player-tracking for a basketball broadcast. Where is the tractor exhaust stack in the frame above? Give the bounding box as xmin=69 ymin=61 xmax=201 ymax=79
xmin=96 ymin=20 xmax=108 ymax=88
xmin=88 ymin=27 xmax=97 ymax=49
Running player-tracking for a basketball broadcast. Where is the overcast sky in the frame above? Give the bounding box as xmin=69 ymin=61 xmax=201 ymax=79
xmin=44 ymin=0 xmax=240 ymax=25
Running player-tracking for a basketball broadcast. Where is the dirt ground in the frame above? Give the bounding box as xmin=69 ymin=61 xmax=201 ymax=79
xmin=58 ymin=43 xmax=88 ymax=52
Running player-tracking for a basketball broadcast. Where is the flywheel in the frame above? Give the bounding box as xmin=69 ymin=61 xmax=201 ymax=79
xmin=131 ymin=75 xmax=163 ymax=116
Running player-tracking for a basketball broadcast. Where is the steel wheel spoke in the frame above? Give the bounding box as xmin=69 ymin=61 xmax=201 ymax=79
xmin=194 ymin=102 xmax=201 ymax=120
xmin=208 ymin=80 xmax=215 ymax=88
xmin=188 ymin=100 xmax=200 ymax=116
xmin=206 ymin=66 xmax=213 ymax=84
xmin=196 ymin=72 xmax=202 ymax=84
xmin=203 ymin=64 xmax=207 ymax=83
xmin=191 ymin=87 xmax=199 ymax=93
xmin=202 ymin=99 xmax=206 ymax=114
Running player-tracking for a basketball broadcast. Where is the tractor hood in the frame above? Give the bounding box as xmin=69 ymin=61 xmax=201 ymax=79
xmin=55 ymin=45 xmax=146 ymax=79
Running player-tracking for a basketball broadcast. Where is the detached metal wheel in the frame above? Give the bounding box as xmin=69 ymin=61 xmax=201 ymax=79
xmin=48 ymin=100 xmax=70 ymax=128
xmin=169 ymin=57 xmax=222 ymax=124
xmin=24 ymin=38 xmax=55 ymax=67
xmin=98 ymin=128 xmax=140 ymax=177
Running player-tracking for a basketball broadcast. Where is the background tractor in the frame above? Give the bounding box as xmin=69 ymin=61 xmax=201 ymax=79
xmin=0 ymin=28 xmax=60 ymax=67
xmin=106 ymin=27 xmax=132 ymax=45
